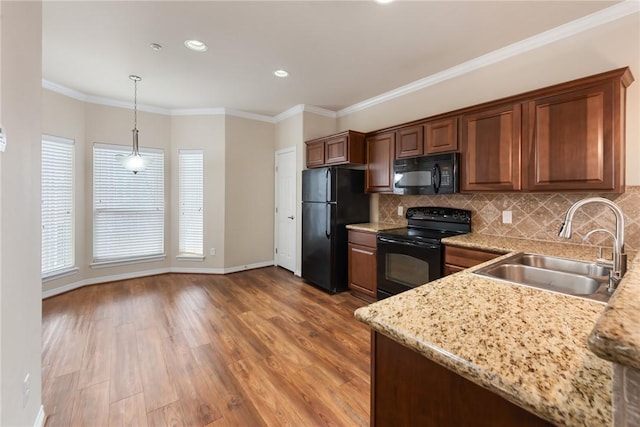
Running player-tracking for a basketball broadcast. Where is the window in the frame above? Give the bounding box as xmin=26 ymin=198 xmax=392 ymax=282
xmin=178 ymin=150 xmax=204 ymax=259
xmin=93 ymin=143 xmax=165 ymax=265
xmin=41 ymin=135 xmax=75 ymax=278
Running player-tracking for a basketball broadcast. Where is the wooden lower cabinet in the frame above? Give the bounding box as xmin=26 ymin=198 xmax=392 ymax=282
xmin=372 ymin=332 xmax=552 ymax=427
xmin=348 ymin=230 xmax=377 ymax=302
xmin=444 ymin=245 xmax=502 ymax=276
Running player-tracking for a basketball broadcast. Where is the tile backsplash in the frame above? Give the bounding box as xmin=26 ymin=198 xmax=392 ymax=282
xmin=378 ymin=186 xmax=640 ymax=251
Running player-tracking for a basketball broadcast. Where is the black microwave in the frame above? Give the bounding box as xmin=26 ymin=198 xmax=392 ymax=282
xmin=393 ymin=153 xmax=459 ymax=195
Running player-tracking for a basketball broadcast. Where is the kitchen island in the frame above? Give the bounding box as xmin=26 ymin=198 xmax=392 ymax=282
xmin=354 ymin=233 xmax=638 ymax=426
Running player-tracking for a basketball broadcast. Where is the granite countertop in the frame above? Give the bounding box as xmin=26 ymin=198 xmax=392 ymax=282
xmin=355 ymin=233 xmax=630 ymax=426
xmin=587 ymin=252 xmax=640 ymax=370
xmin=346 ymin=222 xmax=401 ymax=232
xmin=442 ymin=234 xmax=640 ymax=371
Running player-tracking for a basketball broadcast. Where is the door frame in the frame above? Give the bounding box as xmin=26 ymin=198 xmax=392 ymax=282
xmin=274 ymin=146 xmax=298 ymax=274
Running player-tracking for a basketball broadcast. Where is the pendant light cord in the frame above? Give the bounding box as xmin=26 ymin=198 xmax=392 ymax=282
xmin=133 ymin=78 xmax=138 ymax=130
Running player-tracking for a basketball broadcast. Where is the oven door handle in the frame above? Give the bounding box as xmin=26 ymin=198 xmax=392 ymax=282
xmin=378 ymin=236 xmax=439 ymax=249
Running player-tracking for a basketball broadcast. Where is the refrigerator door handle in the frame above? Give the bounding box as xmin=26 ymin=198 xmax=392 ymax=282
xmin=325 ymin=168 xmax=331 ymax=203
xmin=325 ymin=203 xmax=331 ymax=239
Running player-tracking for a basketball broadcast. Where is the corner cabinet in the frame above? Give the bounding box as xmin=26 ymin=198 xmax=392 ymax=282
xmin=522 ymin=74 xmax=631 ymax=192
xmin=348 ymin=230 xmax=377 ymax=302
xmin=305 ymin=130 xmax=366 ymax=169
xmin=365 ymin=132 xmax=395 ymax=193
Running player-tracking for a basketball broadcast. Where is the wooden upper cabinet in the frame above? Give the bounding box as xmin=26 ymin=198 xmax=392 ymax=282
xmin=366 ymin=132 xmax=396 ymax=193
xmin=523 ymin=82 xmax=621 ymax=192
xmin=325 ymin=134 xmax=349 ymax=164
xmin=395 ymin=125 xmax=424 ymax=159
xmin=306 ymin=140 xmax=325 ymax=168
xmin=461 ymin=103 xmax=522 ymax=192
xmin=305 ymin=130 xmax=365 ymax=168
xmin=425 ymin=116 xmax=458 ymax=153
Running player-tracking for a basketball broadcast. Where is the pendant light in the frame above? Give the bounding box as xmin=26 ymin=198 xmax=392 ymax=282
xmin=117 ymin=75 xmax=150 ymax=174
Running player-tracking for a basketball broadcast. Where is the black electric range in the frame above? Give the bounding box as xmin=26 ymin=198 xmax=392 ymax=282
xmin=377 ymin=207 xmax=472 ymax=299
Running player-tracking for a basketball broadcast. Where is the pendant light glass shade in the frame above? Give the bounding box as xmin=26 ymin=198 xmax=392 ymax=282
xmin=117 ymin=75 xmax=150 ymax=174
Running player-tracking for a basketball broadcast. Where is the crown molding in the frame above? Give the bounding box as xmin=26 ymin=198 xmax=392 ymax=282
xmin=336 ymin=0 xmax=640 ymax=117
xmin=274 ymin=104 xmax=337 ymax=122
xmin=43 ymin=79 xmax=171 ymax=115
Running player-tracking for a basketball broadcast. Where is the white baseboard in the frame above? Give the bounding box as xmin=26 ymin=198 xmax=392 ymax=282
xmin=42 ymin=261 xmax=275 ymax=298
xmin=34 ymin=405 xmax=45 ymax=427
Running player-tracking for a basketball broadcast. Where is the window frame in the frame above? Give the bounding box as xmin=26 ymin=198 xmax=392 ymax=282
xmin=41 ymin=134 xmax=77 ymax=280
xmin=91 ymin=142 xmax=166 ymax=268
xmin=177 ymin=149 xmax=205 ymax=261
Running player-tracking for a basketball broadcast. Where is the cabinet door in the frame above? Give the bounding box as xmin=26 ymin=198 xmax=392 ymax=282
xmin=425 ymin=116 xmax=458 ymax=153
xmin=348 ymin=243 xmax=377 ymax=300
xmin=325 ymin=135 xmax=349 ymax=164
xmin=395 ymin=125 xmax=424 ymax=159
xmin=306 ymin=140 xmax=325 ymax=168
xmin=366 ymin=132 xmax=395 ymax=193
xmin=461 ymin=104 xmax=522 ymax=192
xmin=523 ymin=82 xmax=620 ymax=191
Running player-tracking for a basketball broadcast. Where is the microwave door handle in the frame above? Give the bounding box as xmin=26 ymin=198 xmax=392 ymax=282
xmin=432 ymin=163 xmax=441 ymax=194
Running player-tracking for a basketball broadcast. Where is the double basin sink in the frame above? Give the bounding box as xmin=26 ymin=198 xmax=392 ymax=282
xmin=474 ymin=253 xmax=611 ymax=301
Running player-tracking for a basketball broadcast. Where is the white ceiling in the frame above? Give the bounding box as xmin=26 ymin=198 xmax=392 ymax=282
xmin=43 ymin=0 xmax=621 ymax=117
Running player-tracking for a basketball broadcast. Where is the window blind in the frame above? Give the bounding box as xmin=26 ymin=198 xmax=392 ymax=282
xmin=41 ymin=136 xmax=75 ymax=277
xmin=93 ymin=143 xmax=165 ymax=264
xmin=178 ymin=149 xmax=204 ymax=257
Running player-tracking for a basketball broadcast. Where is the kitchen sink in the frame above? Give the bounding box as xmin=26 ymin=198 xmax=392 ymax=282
xmin=473 ymin=253 xmax=610 ymax=299
xmin=516 ymin=253 xmax=610 ymax=277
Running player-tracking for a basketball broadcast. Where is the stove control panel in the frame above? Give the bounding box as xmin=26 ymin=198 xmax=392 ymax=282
xmin=406 ymin=206 xmax=471 ymax=224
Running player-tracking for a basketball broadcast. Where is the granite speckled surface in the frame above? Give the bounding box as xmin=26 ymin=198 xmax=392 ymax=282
xmin=588 ymin=252 xmax=640 ymax=370
xmin=443 ymin=234 xmax=640 ymax=371
xmin=345 ymin=222 xmax=400 ymax=232
xmin=354 ymin=233 xmax=636 ymax=426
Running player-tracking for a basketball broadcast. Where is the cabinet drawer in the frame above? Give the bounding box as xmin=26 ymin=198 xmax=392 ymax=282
xmin=444 ymin=245 xmax=501 ymax=269
xmin=348 ymin=230 xmax=377 ymax=247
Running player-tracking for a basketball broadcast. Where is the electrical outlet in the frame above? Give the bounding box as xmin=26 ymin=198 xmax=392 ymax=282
xmin=397 ymin=206 xmax=404 ymax=216
xmin=209 ymin=248 xmax=216 ymax=256
xmin=23 ymin=373 xmax=30 ymax=408
xmin=502 ymin=210 xmax=512 ymax=224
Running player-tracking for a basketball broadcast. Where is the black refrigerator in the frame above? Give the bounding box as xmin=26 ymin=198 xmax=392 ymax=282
xmin=302 ymin=167 xmax=370 ymax=293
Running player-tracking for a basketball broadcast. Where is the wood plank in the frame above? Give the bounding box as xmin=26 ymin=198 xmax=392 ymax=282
xmin=110 ymin=323 xmax=143 ymax=403
xmin=77 ymin=318 xmax=113 ymax=389
xmin=146 ymin=401 xmax=186 ymax=427
xmin=109 ymin=393 xmax=148 ymax=427
xmin=161 ymin=332 xmax=223 ymax=426
xmin=70 ymin=381 xmax=110 ymax=427
xmin=135 ymin=326 xmax=179 ymax=412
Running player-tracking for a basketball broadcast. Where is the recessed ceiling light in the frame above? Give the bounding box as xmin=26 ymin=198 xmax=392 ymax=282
xmin=274 ymin=69 xmax=289 ymax=78
xmin=184 ymin=39 xmax=208 ymax=52
xmin=150 ymin=43 xmax=162 ymax=51
xmin=375 ymin=0 xmax=395 ymax=3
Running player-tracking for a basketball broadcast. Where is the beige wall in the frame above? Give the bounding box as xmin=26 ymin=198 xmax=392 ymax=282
xmin=337 ymin=13 xmax=640 ymax=186
xmin=42 ymin=95 xmax=281 ymax=291
xmin=1 ymin=1 xmax=43 ymax=425
xmin=224 ymin=115 xmax=275 ymax=268
xmin=170 ymin=115 xmax=226 ymax=270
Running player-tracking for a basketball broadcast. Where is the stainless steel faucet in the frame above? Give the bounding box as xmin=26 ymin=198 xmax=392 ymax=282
xmin=558 ymin=197 xmax=626 ymax=292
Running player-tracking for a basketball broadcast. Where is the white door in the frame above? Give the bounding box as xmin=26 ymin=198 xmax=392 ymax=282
xmin=275 ymin=148 xmax=296 ymax=272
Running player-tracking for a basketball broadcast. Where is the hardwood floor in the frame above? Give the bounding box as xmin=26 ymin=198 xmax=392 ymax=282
xmin=42 ymin=267 xmax=371 ymax=426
